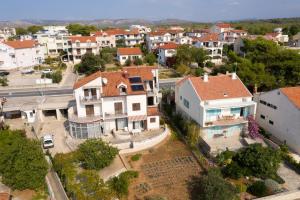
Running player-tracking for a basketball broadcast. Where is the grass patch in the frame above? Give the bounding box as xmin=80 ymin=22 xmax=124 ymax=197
xmin=131 ymin=154 xmax=142 ymax=161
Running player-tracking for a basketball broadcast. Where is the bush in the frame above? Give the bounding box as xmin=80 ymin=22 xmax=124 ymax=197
xmin=235 ymin=182 xmax=247 ymax=193
xmin=125 ymin=58 xmax=132 ymax=66
xmin=131 ymin=154 xmax=142 ymax=161
xmin=159 ymin=117 xmax=165 ymax=126
xmin=0 ymin=77 xmax=8 ymax=86
xmin=247 ymin=181 xmax=268 ymax=197
xmin=51 ymin=71 xmax=62 ymax=83
xmin=77 ymin=139 xmax=119 ymax=170
xmin=134 ymin=57 xmax=143 ymax=66
xmin=216 ymin=150 xmax=235 ymax=166
xmin=176 ymin=64 xmax=190 ymax=75
xmin=223 ymin=162 xmax=245 ymax=179
xmin=59 ymin=62 xmax=67 ymax=69
xmin=144 ymin=53 xmax=156 ymax=66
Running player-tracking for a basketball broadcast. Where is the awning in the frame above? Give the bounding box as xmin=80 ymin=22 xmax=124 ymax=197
xmin=128 ymin=115 xmax=147 ymax=122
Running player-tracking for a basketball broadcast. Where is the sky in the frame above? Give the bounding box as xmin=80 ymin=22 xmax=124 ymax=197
xmin=1 ymin=0 xmax=300 ymax=22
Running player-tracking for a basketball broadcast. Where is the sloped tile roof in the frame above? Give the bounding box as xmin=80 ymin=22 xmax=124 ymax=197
xmin=117 ymin=47 xmax=142 ymax=55
xmin=3 ymin=40 xmax=36 ymax=49
xmin=280 ymin=87 xmax=300 ymax=109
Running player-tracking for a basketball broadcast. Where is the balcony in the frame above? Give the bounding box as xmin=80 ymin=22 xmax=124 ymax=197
xmin=104 ymin=112 xmax=127 ymax=120
xmin=205 ymin=115 xmax=247 ymax=127
xmin=80 ymin=95 xmax=101 ymax=104
xmin=68 ymin=113 xmax=103 ymax=124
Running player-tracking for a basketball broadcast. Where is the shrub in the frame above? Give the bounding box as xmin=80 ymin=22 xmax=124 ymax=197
xmin=247 ymin=181 xmax=268 ymax=197
xmin=216 ymin=150 xmax=235 ymax=166
xmin=144 ymin=53 xmax=156 ymax=66
xmin=133 ymin=57 xmax=143 ymax=66
xmin=131 ymin=154 xmax=142 ymax=161
xmin=235 ymin=182 xmax=247 ymax=193
xmin=125 ymin=58 xmax=132 ymax=66
xmin=77 ymin=139 xmax=119 ymax=170
xmin=159 ymin=117 xmax=165 ymax=126
xmin=51 ymin=71 xmax=63 ymax=83
xmin=0 ymin=77 xmax=8 ymax=86
xmin=223 ymin=162 xmax=245 ymax=179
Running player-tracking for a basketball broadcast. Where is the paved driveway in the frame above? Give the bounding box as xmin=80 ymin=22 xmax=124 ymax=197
xmin=40 ymin=119 xmax=71 ymax=155
xmin=278 ymin=163 xmax=300 ymax=190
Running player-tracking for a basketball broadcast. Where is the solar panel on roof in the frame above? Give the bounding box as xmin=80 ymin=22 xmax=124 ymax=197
xmin=131 ymin=84 xmax=144 ymax=91
xmin=129 ymin=77 xmax=142 ymax=83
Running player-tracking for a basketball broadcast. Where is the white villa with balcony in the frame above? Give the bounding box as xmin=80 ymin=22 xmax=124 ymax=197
xmin=69 ymin=66 xmax=161 ymax=139
xmin=194 ymin=33 xmax=223 ymax=65
xmin=69 ymin=36 xmax=99 ymax=63
xmin=157 ymin=43 xmax=178 ymax=66
xmin=175 ymin=73 xmax=256 ymax=153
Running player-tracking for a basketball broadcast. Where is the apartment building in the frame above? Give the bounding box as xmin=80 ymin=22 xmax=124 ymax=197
xmin=105 ymin=29 xmax=144 ymax=47
xmin=157 ymin=43 xmax=178 ymax=66
xmin=117 ymin=47 xmax=143 ymax=65
xmin=0 ymin=27 xmax=16 ymax=42
xmin=193 ymin=33 xmax=223 ymax=65
xmin=175 ymin=73 xmax=256 ymax=153
xmin=254 ymin=87 xmax=300 ymax=154
xmin=146 ymin=31 xmax=172 ymax=51
xmin=69 ymin=36 xmax=99 ymax=63
xmin=91 ymin=31 xmax=116 ymax=48
xmin=69 ymin=66 xmax=160 ymax=139
xmin=185 ymin=29 xmax=210 ymax=38
xmin=210 ymin=23 xmax=233 ymax=34
xmin=220 ymin=30 xmax=248 ymax=44
xmin=0 ymin=40 xmax=44 ymax=70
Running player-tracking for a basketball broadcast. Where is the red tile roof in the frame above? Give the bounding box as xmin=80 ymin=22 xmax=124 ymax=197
xmin=216 ymin=23 xmax=231 ymax=28
xmin=0 ymin=193 xmax=10 ymax=200
xmin=117 ymin=47 xmax=142 ymax=55
xmin=69 ymin=36 xmax=96 ymax=43
xmin=3 ymin=40 xmax=36 ymax=49
xmin=105 ymin=29 xmax=139 ymax=36
xmin=147 ymin=107 xmax=160 ymax=116
xmin=73 ymin=66 xmax=158 ymax=97
xmin=184 ymin=74 xmax=252 ymax=100
xmin=91 ymin=31 xmax=110 ymax=37
xmin=158 ymin=42 xmax=178 ymax=50
xmin=197 ymin=33 xmax=219 ymax=42
xmin=280 ymin=87 xmax=300 ymax=109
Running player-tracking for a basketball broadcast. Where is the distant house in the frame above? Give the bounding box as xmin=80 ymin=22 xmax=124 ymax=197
xmin=254 ymin=87 xmax=300 ymax=154
xmin=146 ymin=31 xmax=172 ymax=51
xmin=185 ymin=29 xmax=210 ymax=38
xmin=105 ymin=29 xmax=144 ymax=47
xmin=265 ymin=32 xmax=289 ymax=43
xmin=291 ymin=33 xmax=300 ymax=47
xmin=210 ymin=23 xmax=233 ymax=34
xmin=175 ymin=73 xmax=256 ymax=154
xmin=193 ymin=33 xmax=223 ymax=65
xmin=91 ymin=31 xmax=116 ymax=48
xmin=69 ymin=36 xmax=99 ymax=64
xmin=0 ymin=40 xmax=44 ymax=70
xmin=157 ymin=43 xmax=178 ymax=66
xmin=117 ymin=47 xmax=143 ymax=65
xmin=220 ymin=29 xmax=248 ymax=44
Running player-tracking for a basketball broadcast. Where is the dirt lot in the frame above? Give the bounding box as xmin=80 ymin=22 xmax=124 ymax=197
xmin=126 ymin=137 xmax=202 ymax=200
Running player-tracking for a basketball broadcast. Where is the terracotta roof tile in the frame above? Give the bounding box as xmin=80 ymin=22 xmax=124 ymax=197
xmin=187 ymin=74 xmax=252 ymax=100
xmin=216 ymin=23 xmax=231 ymax=28
xmin=158 ymin=42 xmax=178 ymax=50
xmin=3 ymin=40 xmax=36 ymax=49
xmin=69 ymin=36 xmax=96 ymax=43
xmin=117 ymin=47 xmax=142 ymax=55
xmin=73 ymin=66 xmax=158 ymax=97
xmin=280 ymin=87 xmax=300 ymax=109
xmin=197 ymin=33 xmax=219 ymax=42
xmin=147 ymin=107 xmax=160 ymax=116
xmin=0 ymin=193 xmax=10 ymax=200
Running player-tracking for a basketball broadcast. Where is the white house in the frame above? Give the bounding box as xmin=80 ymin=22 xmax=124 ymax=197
xmin=194 ymin=33 xmax=223 ymax=65
xmin=91 ymin=31 xmax=116 ymax=48
xmin=117 ymin=47 xmax=143 ymax=65
xmin=185 ymin=29 xmax=210 ymax=38
xmin=210 ymin=23 xmax=233 ymax=34
xmin=220 ymin=30 xmax=248 ymax=44
xmin=175 ymin=73 xmax=256 ymax=153
xmin=0 ymin=40 xmax=44 ymax=70
xmin=105 ymin=29 xmax=144 ymax=47
xmin=175 ymin=36 xmax=192 ymax=45
xmin=254 ymin=87 xmax=300 ymax=154
xmin=146 ymin=31 xmax=172 ymax=51
xmin=69 ymin=66 xmax=161 ymax=139
xmin=157 ymin=43 xmax=178 ymax=66
xmin=69 ymin=36 xmax=99 ymax=63
xmin=265 ymin=32 xmax=289 ymax=43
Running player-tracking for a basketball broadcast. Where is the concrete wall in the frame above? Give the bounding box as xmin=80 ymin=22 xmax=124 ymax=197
xmin=255 ymin=89 xmax=300 ymax=154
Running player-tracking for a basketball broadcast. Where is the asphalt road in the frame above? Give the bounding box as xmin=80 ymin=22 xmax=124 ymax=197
xmin=0 ymin=88 xmax=73 ymax=98
xmin=0 ymin=78 xmax=182 ymax=98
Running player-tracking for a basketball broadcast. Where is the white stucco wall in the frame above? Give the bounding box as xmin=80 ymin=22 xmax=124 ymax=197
xmin=255 ymin=89 xmax=300 ymax=154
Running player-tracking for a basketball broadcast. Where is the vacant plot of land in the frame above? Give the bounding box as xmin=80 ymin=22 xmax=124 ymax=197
xmin=127 ymin=138 xmax=202 ymax=200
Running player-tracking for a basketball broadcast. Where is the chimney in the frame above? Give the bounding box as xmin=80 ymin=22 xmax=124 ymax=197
xmin=203 ymin=73 xmax=208 ymax=82
xmin=231 ymin=72 xmax=237 ymax=80
xmin=123 ymin=70 xmax=129 ymax=79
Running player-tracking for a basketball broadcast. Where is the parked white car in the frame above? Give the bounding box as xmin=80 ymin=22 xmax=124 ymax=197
xmin=42 ymin=134 xmax=54 ymax=149
xmin=21 ymin=68 xmax=34 ymax=74
xmin=42 ymin=69 xmax=53 ymax=74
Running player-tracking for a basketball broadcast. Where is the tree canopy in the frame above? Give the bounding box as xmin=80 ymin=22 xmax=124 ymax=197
xmin=175 ymin=45 xmax=209 ymax=67
xmin=77 ymin=139 xmax=119 ymax=170
xmin=0 ymin=129 xmax=48 ymax=190
xmin=67 ymin=24 xmax=98 ymax=36
xmin=75 ymin=53 xmax=105 ymax=75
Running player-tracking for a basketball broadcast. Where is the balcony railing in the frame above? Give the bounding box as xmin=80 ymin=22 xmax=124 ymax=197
xmin=68 ymin=113 xmax=103 ymax=123
xmin=80 ymin=95 xmax=101 ymax=104
xmin=104 ymin=112 xmax=127 ymax=119
xmin=205 ymin=115 xmax=247 ymax=126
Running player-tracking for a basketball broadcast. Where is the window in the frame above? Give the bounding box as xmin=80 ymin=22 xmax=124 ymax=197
xmin=114 ymin=102 xmax=123 ymax=114
xmin=132 ymin=103 xmax=141 ymax=111
xmin=269 ymin=120 xmax=274 ymax=125
xmin=183 ymin=98 xmax=190 ymax=109
xmin=150 ymin=117 xmax=156 ymax=123
xmin=260 ymin=114 xmax=265 ymax=119
xmin=85 ymin=105 xmax=94 ymax=116
xmin=122 ymin=56 xmax=127 ymax=60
